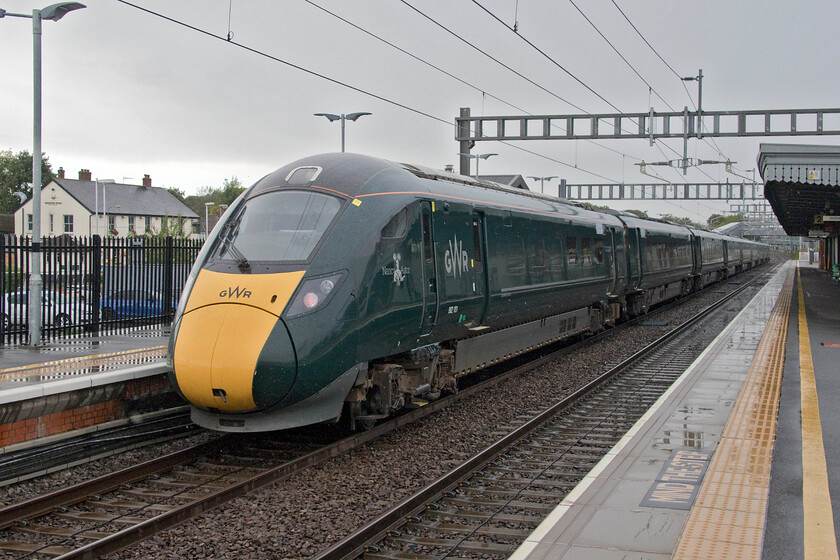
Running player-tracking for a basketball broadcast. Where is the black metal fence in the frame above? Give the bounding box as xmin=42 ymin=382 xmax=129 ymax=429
xmin=1 ymin=235 xmax=203 ymax=345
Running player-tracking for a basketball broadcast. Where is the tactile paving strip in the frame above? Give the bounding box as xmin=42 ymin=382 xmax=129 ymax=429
xmin=672 ymin=266 xmax=793 ymax=560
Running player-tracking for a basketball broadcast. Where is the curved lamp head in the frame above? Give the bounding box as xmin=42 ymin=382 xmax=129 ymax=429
xmin=345 ymin=112 xmax=372 ymax=122
xmin=313 ymin=113 xmax=341 ymax=122
xmin=41 ymin=2 xmax=86 ymax=21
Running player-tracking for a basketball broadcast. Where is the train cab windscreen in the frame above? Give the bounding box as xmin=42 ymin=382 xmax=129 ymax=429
xmin=208 ymin=191 xmax=341 ymax=265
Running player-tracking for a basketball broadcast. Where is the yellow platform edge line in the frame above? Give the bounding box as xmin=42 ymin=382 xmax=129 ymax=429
xmin=797 ymin=265 xmax=840 ymax=560
xmin=672 ymin=265 xmax=793 ymax=560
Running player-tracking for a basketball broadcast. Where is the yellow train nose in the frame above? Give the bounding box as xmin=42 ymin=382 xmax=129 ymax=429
xmin=171 ymin=269 xmax=305 ymax=412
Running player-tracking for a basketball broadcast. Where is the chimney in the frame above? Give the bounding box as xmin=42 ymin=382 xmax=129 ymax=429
xmin=78 ymin=169 xmax=92 ymax=181
xmin=142 ymin=174 xmax=152 ymax=187
xmin=444 ymin=164 xmax=454 ymax=173
xmin=57 ymin=167 xmax=65 ymax=179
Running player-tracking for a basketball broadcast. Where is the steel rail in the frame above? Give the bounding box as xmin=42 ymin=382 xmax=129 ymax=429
xmin=0 ymin=435 xmax=232 ymax=530
xmin=311 ymin=270 xmax=768 ymax=560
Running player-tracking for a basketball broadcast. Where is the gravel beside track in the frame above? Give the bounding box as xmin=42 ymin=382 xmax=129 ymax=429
xmin=1 ymin=269 xmax=771 ymax=560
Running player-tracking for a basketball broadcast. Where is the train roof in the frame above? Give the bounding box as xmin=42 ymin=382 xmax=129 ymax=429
xmin=250 ymin=153 xmax=623 ymax=228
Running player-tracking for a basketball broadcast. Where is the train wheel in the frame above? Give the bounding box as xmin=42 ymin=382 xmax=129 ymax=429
xmin=347 ymin=402 xmax=377 ymax=431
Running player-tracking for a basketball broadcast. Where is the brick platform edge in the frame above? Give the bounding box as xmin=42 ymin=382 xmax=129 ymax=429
xmin=0 ymin=375 xmax=179 ymax=446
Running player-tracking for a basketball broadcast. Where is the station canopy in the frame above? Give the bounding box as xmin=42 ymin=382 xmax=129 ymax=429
xmin=759 ymin=143 xmax=840 ymax=237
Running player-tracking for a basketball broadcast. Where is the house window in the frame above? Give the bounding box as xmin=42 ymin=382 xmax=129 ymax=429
xmin=145 ymin=216 xmax=151 ymax=232
xmin=27 ymin=214 xmax=32 ymax=232
xmin=49 ymin=214 xmax=54 ymax=234
xmin=108 ymin=214 xmax=116 ymax=234
xmin=63 ymin=215 xmax=74 ymax=233
xmin=128 ymin=216 xmax=135 ymax=233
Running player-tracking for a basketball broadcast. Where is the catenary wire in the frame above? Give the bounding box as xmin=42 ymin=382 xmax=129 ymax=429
xmin=115 ymin=1 xmax=721 ymax=220
xmin=469 ymin=0 xmax=728 ymax=184
xmin=302 ymin=1 xmax=656 ymax=168
xmin=304 ymin=0 xmax=720 ymax=212
xmin=110 ymin=0 xmax=632 ymax=184
xmin=609 ymin=0 xmax=729 ymax=159
xmin=566 ymin=0 xmax=678 ymax=113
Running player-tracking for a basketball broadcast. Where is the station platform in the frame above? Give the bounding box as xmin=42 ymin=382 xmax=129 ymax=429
xmin=0 ymin=328 xmax=172 ymax=449
xmin=511 ymin=260 xmax=840 ymax=560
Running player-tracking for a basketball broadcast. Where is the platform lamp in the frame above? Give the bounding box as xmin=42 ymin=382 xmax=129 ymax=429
xmin=1 ymin=2 xmax=86 ymax=347
xmin=313 ymin=112 xmax=372 ymax=152
xmin=458 ymin=152 xmax=497 ymax=179
xmin=528 ymin=176 xmax=558 ymax=194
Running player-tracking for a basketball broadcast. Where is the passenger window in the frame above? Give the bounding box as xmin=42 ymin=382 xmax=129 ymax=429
xmin=581 ymin=238 xmax=592 ymax=266
xmin=381 ymin=208 xmax=408 ymax=239
xmin=529 ymin=239 xmax=547 ymax=280
xmin=567 ymin=237 xmax=578 ymax=265
xmin=593 ymin=239 xmax=604 ymax=265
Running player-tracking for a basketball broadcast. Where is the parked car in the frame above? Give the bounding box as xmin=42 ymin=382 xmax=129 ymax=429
xmin=100 ymin=289 xmax=174 ymax=320
xmin=2 ymin=290 xmax=91 ymax=331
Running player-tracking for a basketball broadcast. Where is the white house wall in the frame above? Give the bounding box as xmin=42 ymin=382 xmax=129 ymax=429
xmin=14 ymin=182 xmax=196 ymax=238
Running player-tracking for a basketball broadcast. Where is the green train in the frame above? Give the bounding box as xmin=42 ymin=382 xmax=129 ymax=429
xmin=168 ymin=153 xmax=769 ymax=432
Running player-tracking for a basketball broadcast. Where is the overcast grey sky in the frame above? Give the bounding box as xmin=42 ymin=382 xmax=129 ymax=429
xmin=2 ymin=0 xmax=839 ymax=223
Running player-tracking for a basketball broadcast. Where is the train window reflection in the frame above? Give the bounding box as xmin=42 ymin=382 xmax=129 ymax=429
xmin=381 ymin=208 xmax=408 ymax=239
xmin=211 ymin=191 xmax=341 ymax=263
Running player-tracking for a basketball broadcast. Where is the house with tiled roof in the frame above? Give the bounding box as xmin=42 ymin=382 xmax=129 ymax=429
xmin=478 ymin=174 xmax=530 ymax=190
xmin=13 ymin=169 xmax=199 ymax=238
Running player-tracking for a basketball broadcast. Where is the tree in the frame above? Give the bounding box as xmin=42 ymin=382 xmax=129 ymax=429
xmin=658 ymin=214 xmax=704 ymax=229
xmin=219 ymin=176 xmax=245 ymax=206
xmin=0 ymin=149 xmax=55 ymax=213
xmin=708 ymin=213 xmax=743 ymax=229
xmin=182 ymin=176 xmax=246 ymax=216
xmin=145 ymin=213 xmax=192 ymax=239
xmin=167 ymin=187 xmax=187 ymax=203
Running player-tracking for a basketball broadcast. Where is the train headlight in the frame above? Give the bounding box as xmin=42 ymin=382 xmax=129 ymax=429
xmin=286 ymin=272 xmax=344 ymax=317
xmin=303 ymin=292 xmax=320 ymax=309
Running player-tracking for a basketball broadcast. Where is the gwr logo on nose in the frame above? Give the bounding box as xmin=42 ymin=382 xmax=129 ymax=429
xmin=219 ymin=286 xmax=252 ymax=298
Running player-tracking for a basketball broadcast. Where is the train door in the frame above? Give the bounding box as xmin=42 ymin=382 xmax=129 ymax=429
xmin=431 ymin=203 xmax=487 ymax=330
xmin=467 ymin=211 xmax=488 ymax=326
xmin=626 ymin=227 xmax=642 ymax=289
xmin=609 ymin=227 xmax=626 ymax=294
xmin=420 ymin=202 xmax=438 ymax=336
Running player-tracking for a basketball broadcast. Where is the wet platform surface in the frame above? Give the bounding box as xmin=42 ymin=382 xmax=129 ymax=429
xmin=512 ymin=260 xmax=840 ymax=560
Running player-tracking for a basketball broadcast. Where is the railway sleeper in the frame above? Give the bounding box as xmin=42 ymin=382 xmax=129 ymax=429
xmin=440 ymin=497 xmax=556 ymax=514
xmin=385 ymin=534 xmax=516 ymax=553
xmin=13 ymin=523 xmax=111 ymax=539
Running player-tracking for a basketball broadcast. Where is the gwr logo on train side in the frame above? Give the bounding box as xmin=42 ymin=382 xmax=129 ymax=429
xmin=219 ymin=286 xmax=252 ymax=298
xmin=444 ymin=234 xmax=470 ymax=278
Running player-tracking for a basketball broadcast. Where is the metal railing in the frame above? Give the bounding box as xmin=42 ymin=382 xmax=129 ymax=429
xmin=1 ymin=235 xmax=202 ymax=345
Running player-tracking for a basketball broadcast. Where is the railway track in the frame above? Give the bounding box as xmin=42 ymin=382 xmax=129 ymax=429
xmin=0 ymin=409 xmax=198 ymax=487
xmin=0 ymin=267 xmax=771 ymax=559
xmin=312 ymin=271 xmax=770 ymax=560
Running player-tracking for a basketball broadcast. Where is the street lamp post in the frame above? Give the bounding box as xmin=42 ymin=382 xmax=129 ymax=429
xmin=527 ymin=175 xmax=558 ymax=194
xmin=94 ymin=178 xmax=114 ymax=236
xmin=313 ymin=112 xmax=372 ymax=152
xmin=1 ymin=2 xmax=86 ymax=346
xmin=458 ymin=152 xmax=498 ymax=179
xmin=204 ymin=202 xmax=214 ymax=239
xmin=106 ymin=205 xmax=120 ymax=236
